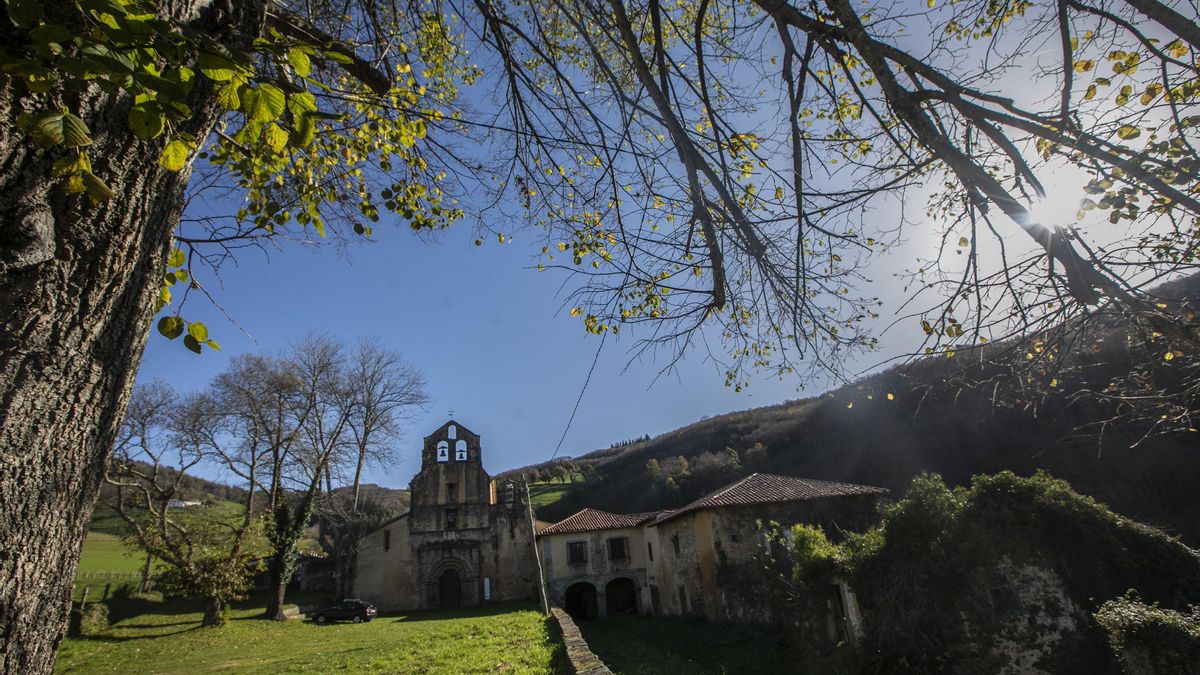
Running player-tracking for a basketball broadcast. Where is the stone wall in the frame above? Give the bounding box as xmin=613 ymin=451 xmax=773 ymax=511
xmin=549 ymin=607 xmax=612 ymax=675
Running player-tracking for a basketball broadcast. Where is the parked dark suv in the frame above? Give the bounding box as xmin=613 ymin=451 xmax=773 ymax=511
xmin=312 ymin=599 xmax=377 ymax=624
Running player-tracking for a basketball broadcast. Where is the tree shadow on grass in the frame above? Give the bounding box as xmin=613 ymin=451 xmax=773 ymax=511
xmin=384 ymin=599 xmax=545 ymax=623
xmin=73 ymin=624 xmax=204 ymax=643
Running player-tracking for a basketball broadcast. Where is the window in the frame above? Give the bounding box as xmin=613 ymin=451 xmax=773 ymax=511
xmin=383 ymin=530 xmax=390 ymax=552
xmin=607 ymin=537 xmax=629 ymax=561
xmin=647 ymin=541 xmax=654 ymax=561
xmin=446 ymin=482 xmax=458 ymax=503
xmin=455 ymin=439 xmax=468 ymax=461
xmin=671 ymin=533 xmax=681 ymax=555
xmin=444 ymin=508 xmax=458 ymax=530
xmin=568 ymin=541 xmax=588 ymax=565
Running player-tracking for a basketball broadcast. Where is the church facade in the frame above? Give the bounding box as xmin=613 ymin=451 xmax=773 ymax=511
xmin=352 ymin=420 xmax=540 ymax=611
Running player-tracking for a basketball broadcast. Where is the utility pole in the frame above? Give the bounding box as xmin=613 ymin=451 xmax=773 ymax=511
xmin=524 ymin=479 xmax=550 ymax=614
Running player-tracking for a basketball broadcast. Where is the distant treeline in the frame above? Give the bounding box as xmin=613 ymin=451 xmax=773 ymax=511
xmin=97 ymin=460 xmax=248 ymax=507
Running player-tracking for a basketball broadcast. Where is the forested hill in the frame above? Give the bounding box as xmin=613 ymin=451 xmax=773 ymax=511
xmin=519 ymin=275 xmax=1200 ymax=543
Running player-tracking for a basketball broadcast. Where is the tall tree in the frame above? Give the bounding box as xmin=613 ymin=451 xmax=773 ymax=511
xmin=320 ymin=338 xmax=427 ymax=598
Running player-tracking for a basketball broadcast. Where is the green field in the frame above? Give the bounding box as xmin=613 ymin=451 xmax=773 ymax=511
xmin=73 ymin=532 xmax=148 ymax=601
xmin=580 ymin=615 xmax=801 ymax=674
xmin=77 ymin=533 xmax=145 ymax=574
xmin=58 ymin=599 xmax=567 ymax=674
xmin=528 ymin=481 xmax=576 ymax=512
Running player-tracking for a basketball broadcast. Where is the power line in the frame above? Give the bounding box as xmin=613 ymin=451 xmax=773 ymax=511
xmin=550 ymin=332 xmax=607 ymax=460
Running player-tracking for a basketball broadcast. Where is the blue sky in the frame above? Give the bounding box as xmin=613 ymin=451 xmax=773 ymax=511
xmin=134 ymin=16 xmax=1091 ymax=491
xmin=137 ymin=218 xmax=826 ymax=489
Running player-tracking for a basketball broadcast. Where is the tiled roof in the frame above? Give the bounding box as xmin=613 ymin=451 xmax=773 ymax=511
xmin=652 ymin=473 xmax=886 ymax=526
xmin=538 ymin=508 xmax=663 ymax=536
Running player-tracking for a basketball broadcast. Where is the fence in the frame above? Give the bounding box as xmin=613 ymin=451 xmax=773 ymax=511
xmin=76 ymin=571 xmax=142 ymax=580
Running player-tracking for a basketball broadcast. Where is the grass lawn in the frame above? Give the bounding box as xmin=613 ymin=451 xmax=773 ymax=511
xmin=57 ymin=598 xmax=568 ymax=674
xmin=74 ymin=532 xmax=149 ymax=601
xmin=528 ymin=481 xmax=576 ymax=512
xmin=579 ymin=615 xmax=802 ymax=674
xmin=77 ymin=533 xmax=145 ymax=574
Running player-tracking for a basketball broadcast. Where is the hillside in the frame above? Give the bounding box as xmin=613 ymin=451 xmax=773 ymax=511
xmin=518 ymin=276 xmax=1200 ymax=543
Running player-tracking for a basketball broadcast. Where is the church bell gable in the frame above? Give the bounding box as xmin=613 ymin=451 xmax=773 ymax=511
xmin=421 ymin=420 xmax=482 ymax=469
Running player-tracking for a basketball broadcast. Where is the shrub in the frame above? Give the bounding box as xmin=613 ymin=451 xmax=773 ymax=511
xmin=1095 ymin=592 xmax=1200 ymax=675
xmin=837 ymin=471 xmax=1200 ymax=672
xmin=70 ymin=602 xmax=109 ymax=637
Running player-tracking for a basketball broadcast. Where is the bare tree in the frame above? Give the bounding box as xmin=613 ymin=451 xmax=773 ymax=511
xmin=461 ymin=0 xmax=1198 ymax=415
xmin=106 ymin=384 xmax=263 ymax=626
xmin=345 ymin=338 xmax=430 ymax=511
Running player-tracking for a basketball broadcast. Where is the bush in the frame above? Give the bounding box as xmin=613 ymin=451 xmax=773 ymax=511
xmin=70 ymin=602 xmax=109 ymax=637
xmin=834 ymin=471 xmax=1200 ymax=672
xmin=1096 ymin=592 xmax=1200 ymax=675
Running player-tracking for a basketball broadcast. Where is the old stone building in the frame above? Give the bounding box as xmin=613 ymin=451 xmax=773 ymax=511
xmin=537 ymin=473 xmax=886 ymax=629
xmin=539 ymin=509 xmax=660 ymax=619
xmin=353 ymin=420 xmax=539 ymax=611
xmin=353 ymin=420 xmax=885 ymax=630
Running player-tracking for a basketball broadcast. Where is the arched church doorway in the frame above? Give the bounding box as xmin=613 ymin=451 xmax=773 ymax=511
xmin=564 ymin=582 xmax=597 ymax=620
xmin=605 ymin=577 xmax=638 ymax=616
xmin=439 ymin=569 xmax=461 ymax=610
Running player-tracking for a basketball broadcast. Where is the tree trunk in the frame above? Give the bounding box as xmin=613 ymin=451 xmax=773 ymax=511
xmin=0 ymin=4 xmax=262 ymax=672
xmin=265 ymin=553 xmax=292 ymax=621
xmin=202 ymin=596 xmax=225 ymax=627
xmin=139 ymin=552 xmax=154 ymax=593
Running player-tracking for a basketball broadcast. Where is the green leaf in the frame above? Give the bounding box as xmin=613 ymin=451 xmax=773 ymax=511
xmin=81 ymin=172 xmax=113 ymax=203
xmin=167 ymin=247 xmax=186 ymax=267
xmin=243 ymin=84 xmax=286 ymax=123
xmin=128 ymin=102 xmax=165 ymax=140
xmin=287 ymin=47 xmax=311 ymax=77
xmin=183 ymin=334 xmax=202 ymax=353
xmin=196 ymin=51 xmax=240 ymax=82
xmin=323 ymin=50 xmax=354 ymax=65
xmin=1116 ymin=125 xmax=1141 ymax=140
xmin=290 ymin=115 xmax=316 ymax=147
xmin=186 ymin=321 xmax=208 ymax=342
xmin=216 ymin=82 xmax=241 ymax=110
xmin=51 ymin=152 xmax=90 ymax=177
xmin=160 ymin=138 xmax=192 ymax=171
xmin=263 ymin=122 xmax=288 ymax=152
xmin=287 ymin=91 xmax=317 ymax=115
xmin=157 ymin=315 xmax=184 ymax=339
xmin=61 ymin=113 xmax=92 ymax=147
xmin=205 ymin=339 xmax=221 ymax=351
xmin=18 ymin=110 xmax=65 ymax=147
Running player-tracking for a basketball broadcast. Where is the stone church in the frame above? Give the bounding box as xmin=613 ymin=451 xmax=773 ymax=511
xmin=352 ymin=420 xmax=539 ymax=610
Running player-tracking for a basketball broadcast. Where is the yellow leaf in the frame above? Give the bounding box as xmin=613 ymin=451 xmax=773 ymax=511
xmin=1116 ymin=125 xmax=1141 ymax=140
